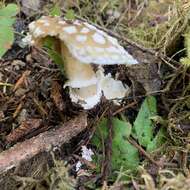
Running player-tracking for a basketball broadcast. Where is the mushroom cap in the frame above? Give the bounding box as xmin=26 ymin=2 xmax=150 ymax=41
xmin=28 ymin=16 xmax=138 ymax=65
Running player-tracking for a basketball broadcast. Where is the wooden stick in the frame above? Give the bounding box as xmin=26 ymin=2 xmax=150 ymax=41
xmin=128 ymin=138 xmax=160 ymax=167
xmin=0 ymin=113 xmax=87 ymax=173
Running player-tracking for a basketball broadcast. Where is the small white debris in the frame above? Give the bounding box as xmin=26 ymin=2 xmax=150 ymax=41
xmin=75 ymin=146 xmax=94 ymax=172
xmin=76 ymin=161 xmax=82 ymax=171
xmin=81 ymin=146 xmax=94 ymax=161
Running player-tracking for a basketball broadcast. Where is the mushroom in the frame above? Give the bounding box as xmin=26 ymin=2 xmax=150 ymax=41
xmin=24 ymin=16 xmax=139 ymax=109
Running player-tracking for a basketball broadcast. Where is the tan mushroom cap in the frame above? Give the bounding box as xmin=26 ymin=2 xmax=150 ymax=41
xmin=28 ymin=16 xmax=139 ymax=65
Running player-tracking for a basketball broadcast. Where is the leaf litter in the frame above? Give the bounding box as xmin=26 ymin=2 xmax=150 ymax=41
xmin=0 ymin=0 xmax=190 ymax=189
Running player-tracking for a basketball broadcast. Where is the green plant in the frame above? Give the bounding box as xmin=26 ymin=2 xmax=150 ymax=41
xmin=0 ymin=3 xmax=19 ymax=58
xmin=132 ymin=96 xmax=165 ymax=151
xmin=91 ymin=96 xmax=165 ymax=179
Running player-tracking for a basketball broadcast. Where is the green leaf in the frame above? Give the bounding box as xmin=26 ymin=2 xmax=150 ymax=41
xmin=112 ymin=118 xmax=139 ymax=170
xmin=146 ymin=127 xmax=166 ymax=151
xmin=47 ymin=49 xmax=64 ymax=72
xmin=0 ymin=4 xmax=19 ymax=17
xmin=91 ymin=118 xmax=139 ymax=173
xmin=132 ymin=96 xmax=165 ymax=151
xmin=0 ymin=17 xmax=15 ymax=27
xmin=65 ymin=9 xmax=75 ymax=20
xmin=91 ymin=118 xmax=108 ymax=149
xmin=0 ymin=3 xmax=19 ymax=58
xmin=43 ymin=37 xmax=64 ymax=73
xmin=49 ymin=3 xmax=61 ymax=16
xmin=0 ymin=26 xmax=14 ymax=57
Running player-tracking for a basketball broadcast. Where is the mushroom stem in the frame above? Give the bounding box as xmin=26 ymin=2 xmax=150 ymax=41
xmin=60 ymin=42 xmax=97 ymax=88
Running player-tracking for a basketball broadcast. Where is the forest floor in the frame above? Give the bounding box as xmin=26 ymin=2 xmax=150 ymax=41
xmin=0 ymin=0 xmax=190 ymax=190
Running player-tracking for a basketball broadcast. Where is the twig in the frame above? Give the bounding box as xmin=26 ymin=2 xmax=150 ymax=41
xmin=101 ymin=111 xmax=113 ymax=182
xmin=128 ymin=137 xmax=160 ymax=167
xmin=113 ymin=101 xmax=137 ymax=116
xmin=0 ymin=113 xmax=87 ymax=173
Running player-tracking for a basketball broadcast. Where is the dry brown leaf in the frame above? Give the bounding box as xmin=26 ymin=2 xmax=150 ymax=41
xmin=13 ymin=70 xmax=31 ymax=91
xmin=51 ymin=81 xmax=65 ymax=111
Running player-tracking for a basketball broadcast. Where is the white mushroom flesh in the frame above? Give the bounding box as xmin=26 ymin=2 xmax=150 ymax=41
xmin=97 ymin=69 xmax=129 ymax=100
xmin=69 ymin=84 xmax=102 ymax=109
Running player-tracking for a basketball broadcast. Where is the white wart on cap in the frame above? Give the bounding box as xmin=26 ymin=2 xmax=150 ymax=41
xmin=25 ymin=16 xmax=138 ymax=109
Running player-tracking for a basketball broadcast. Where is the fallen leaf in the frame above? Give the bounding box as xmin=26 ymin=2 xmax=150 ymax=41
xmin=51 ymin=81 xmax=65 ymax=111
xmin=132 ymin=96 xmax=165 ymax=151
xmin=13 ymin=70 xmax=31 ymax=91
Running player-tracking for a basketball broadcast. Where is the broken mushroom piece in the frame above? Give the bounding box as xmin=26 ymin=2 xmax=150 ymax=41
xmin=97 ymin=68 xmax=129 ymax=101
xmin=25 ymin=16 xmax=139 ymax=109
xmin=69 ymin=84 xmax=102 ymax=110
